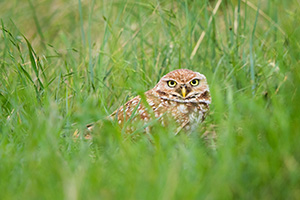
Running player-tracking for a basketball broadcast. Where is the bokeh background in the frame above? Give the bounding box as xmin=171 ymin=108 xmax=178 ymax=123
xmin=1 ymin=0 xmax=300 ymax=199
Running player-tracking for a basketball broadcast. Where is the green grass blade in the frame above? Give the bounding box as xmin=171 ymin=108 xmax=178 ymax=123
xmin=249 ymin=3 xmax=260 ymax=95
xmin=23 ymin=36 xmax=44 ymax=90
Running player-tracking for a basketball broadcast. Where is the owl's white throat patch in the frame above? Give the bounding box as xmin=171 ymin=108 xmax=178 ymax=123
xmin=178 ymin=104 xmax=188 ymax=114
xmin=156 ymin=95 xmax=205 ymax=104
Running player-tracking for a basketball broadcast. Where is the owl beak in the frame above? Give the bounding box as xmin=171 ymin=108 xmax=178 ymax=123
xmin=181 ymin=87 xmax=187 ymax=98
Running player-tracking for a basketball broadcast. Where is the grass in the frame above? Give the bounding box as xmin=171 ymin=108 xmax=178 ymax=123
xmin=1 ymin=0 xmax=300 ymax=199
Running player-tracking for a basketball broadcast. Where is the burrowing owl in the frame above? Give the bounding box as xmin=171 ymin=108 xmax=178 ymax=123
xmin=109 ymin=69 xmax=211 ymax=134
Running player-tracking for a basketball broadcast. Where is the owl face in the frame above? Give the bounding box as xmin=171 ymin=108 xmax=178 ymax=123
xmin=151 ymin=69 xmax=211 ymax=104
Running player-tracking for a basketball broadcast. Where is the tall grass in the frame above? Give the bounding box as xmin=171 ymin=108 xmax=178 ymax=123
xmin=1 ymin=0 xmax=300 ymax=199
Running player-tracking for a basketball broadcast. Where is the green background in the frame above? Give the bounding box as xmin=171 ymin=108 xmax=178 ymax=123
xmin=1 ymin=0 xmax=300 ymax=199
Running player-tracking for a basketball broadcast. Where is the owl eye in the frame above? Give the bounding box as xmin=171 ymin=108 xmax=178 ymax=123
xmin=190 ymin=79 xmax=199 ymax=86
xmin=167 ymin=80 xmax=177 ymax=87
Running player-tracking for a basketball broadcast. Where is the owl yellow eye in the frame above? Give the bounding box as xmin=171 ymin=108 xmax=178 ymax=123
xmin=167 ymin=80 xmax=177 ymax=87
xmin=190 ymin=79 xmax=199 ymax=86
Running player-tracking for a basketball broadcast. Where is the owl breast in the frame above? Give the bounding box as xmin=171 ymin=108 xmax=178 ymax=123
xmin=172 ymin=101 xmax=209 ymax=130
xmin=146 ymin=94 xmax=209 ymax=131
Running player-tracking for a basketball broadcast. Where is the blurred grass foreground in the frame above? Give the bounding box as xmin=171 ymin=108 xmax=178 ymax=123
xmin=1 ymin=0 xmax=300 ymax=199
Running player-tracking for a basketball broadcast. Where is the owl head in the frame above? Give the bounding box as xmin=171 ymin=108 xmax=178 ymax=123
xmin=151 ymin=69 xmax=211 ymax=104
